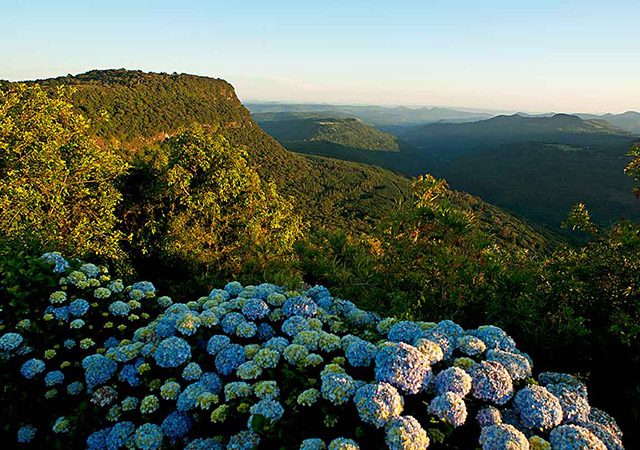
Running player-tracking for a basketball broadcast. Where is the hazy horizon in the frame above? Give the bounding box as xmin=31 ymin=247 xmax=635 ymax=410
xmin=2 ymin=0 xmax=639 ymax=114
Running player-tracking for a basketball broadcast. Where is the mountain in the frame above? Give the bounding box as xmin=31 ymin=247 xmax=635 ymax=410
xmin=20 ymin=69 xmax=547 ymax=249
xmin=260 ymin=111 xmax=638 ymax=230
xmin=253 ymin=112 xmax=400 ymax=152
xmin=246 ymin=102 xmax=493 ymax=127
xmin=578 ymin=111 xmax=640 ymax=134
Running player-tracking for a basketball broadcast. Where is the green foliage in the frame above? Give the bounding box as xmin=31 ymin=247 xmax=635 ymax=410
xmin=121 ymin=125 xmax=304 ymax=285
xmin=625 ymin=142 xmax=640 ymax=196
xmin=254 ymin=113 xmax=400 ymax=151
xmin=0 ymin=84 xmax=126 ymax=259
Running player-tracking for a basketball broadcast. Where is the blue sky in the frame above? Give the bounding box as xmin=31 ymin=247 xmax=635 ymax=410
xmin=1 ymin=0 xmax=639 ymax=113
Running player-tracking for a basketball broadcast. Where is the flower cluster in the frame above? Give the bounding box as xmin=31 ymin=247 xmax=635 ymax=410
xmin=0 ymin=254 xmax=626 ymax=449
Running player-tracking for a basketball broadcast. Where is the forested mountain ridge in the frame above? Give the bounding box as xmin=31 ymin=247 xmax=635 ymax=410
xmin=14 ymin=69 xmax=547 ymax=249
xmin=253 ymin=112 xmax=400 ymax=152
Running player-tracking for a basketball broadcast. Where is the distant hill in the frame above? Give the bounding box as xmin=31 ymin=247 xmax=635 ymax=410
xmin=15 ymin=69 xmax=547 ymax=249
xmin=253 ymin=112 xmax=400 ymax=152
xmin=263 ymin=111 xmax=639 ymax=230
xmin=578 ymin=111 xmax=640 ymax=134
xmin=246 ymin=102 xmax=493 ymax=127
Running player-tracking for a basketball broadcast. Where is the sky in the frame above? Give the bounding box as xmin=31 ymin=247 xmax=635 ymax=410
xmin=1 ymin=0 xmax=639 ymax=113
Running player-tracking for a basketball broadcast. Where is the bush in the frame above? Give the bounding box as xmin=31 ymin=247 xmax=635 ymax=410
xmin=0 ymin=254 xmax=625 ymax=449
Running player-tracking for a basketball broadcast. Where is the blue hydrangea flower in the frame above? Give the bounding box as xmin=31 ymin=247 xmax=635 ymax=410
xmin=479 ymin=424 xmax=528 ymax=450
xmin=283 ymin=296 xmax=318 ymax=318
xmin=221 ymin=312 xmax=246 ymax=335
xmin=385 ymin=416 xmax=429 ymax=450
xmin=67 ymin=381 xmax=84 ymax=395
xmin=486 ymin=349 xmax=532 ymax=381
xmin=106 ymin=421 xmax=135 ymax=449
xmin=549 ymin=425 xmax=606 ymax=450
xmin=434 ymin=366 xmax=472 ymax=396
xmin=153 ymin=336 xmax=191 ymax=368
xmin=242 ymin=298 xmax=270 ymax=320
xmin=109 ymin=301 xmax=130 ymax=317
xmin=300 ymin=438 xmax=326 ymax=450
xmin=161 ymin=411 xmax=192 ymax=440
xmin=354 ymin=382 xmax=404 ymax=428
xmin=513 ymin=385 xmax=563 ymax=429
xmin=17 ymin=425 xmax=37 ymax=443
xmin=456 ymin=335 xmax=487 ymax=356
xmin=546 ymin=382 xmax=591 ymax=423
xmin=185 ymin=438 xmax=223 ymax=450
xmin=387 ymin=321 xmax=424 ymax=344
xmin=375 ymin=342 xmax=430 ymax=394
xmin=206 ymin=334 xmax=231 ymax=356
xmin=182 ymin=362 xmax=202 ymax=381
xmin=476 ymin=406 xmax=502 ymax=427
xmin=20 ymin=358 xmax=45 ymax=379
xmin=131 ymin=281 xmax=156 ymax=295
xmin=328 ymin=438 xmax=360 ymax=450
xmin=0 ymin=332 xmax=23 ymax=351
xmin=472 ymin=325 xmax=516 ymax=352
xmin=224 ymin=281 xmax=243 ymax=296
xmin=83 ymin=354 xmax=117 ymax=389
xmin=282 ymin=316 xmax=311 ymax=337
xmin=249 ymin=399 xmax=285 ymax=424
xmin=40 ymin=252 xmax=69 ymax=273
xmin=428 ymin=392 xmax=468 ymax=427
xmin=214 ymin=343 xmax=246 ymax=376
xmin=177 ymin=382 xmax=207 ymax=411
xmin=69 ymin=299 xmax=90 ymax=316
xmin=470 ymin=361 xmax=514 ymax=405
xmin=134 ymin=423 xmax=163 ymax=450
xmin=227 ymin=430 xmax=261 ymax=450
xmin=86 ymin=428 xmax=110 ymax=450
xmin=345 ymin=339 xmax=377 ymax=367
xmin=45 ymin=370 xmax=64 ymax=386
xmin=321 ymin=371 xmax=357 ymax=405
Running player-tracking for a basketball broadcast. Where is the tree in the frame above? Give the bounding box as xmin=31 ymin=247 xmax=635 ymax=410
xmin=0 ymin=84 xmax=126 ymax=258
xmin=625 ymin=142 xmax=640 ymax=198
xmin=123 ymin=125 xmax=304 ymax=278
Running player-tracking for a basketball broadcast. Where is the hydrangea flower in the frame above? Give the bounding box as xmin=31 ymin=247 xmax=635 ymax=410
xmin=283 ymin=296 xmax=318 ymax=318
xmin=109 ymin=301 xmax=130 ymax=317
xmin=215 ymin=343 xmax=246 ymax=375
xmin=434 ymin=366 xmax=472 ymax=396
xmin=153 ymin=336 xmax=191 ymax=368
xmin=227 ymin=430 xmax=261 ymax=450
xmin=20 ymin=358 xmax=45 ymax=379
xmin=321 ymin=371 xmax=357 ymax=405
xmin=134 ymin=423 xmax=163 ymax=450
xmin=106 ymin=421 xmax=135 ymax=448
xmin=0 ymin=332 xmax=23 ymax=351
xmin=549 ymin=425 xmax=606 ymax=450
xmin=486 ymin=349 xmax=532 ymax=381
xmin=300 ymin=438 xmax=326 ymax=450
xmin=456 ymin=335 xmax=486 ymax=356
xmin=345 ymin=339 xmax=377 ymax=367
xmin=160 ymin=411 xmax=192 ymax=440
xmin=354 ymin=382 xmax=404 ymax=428
xmin=328 ymin=438 xmax=360 ymax=450
xmin=40 ymin=252 xmax=70 ymax=273
xmin=385 ymin=416 xmax=429 ymax=450
xmin=479 ymin=424 xmax=528 ymax=450
xmin=387 ymin=321 xmax=424 ymax=344
xmin=45 ymin=370 xmax=64 ymax=386
xmin=546 ymin=383 xmax=591 ymax=423
xmin=375 ymin=342 xmax=430 ymax=394
xmin=83 ymin=354 xmax=118 ymax=389
xmin=428 ymin=392 xmax=468 ymax=427
xmin=69 ymin=299 xmax=90 ymax=316
xmin=476 ymin=406 xmax=502 ymax=427
xmin=182 ymin=362 xmax=203 ymax=380
xmin=17 ymin=425 xmax=37 ymax=443
xmin=470 ymin=361 xmax=513 ymax=405
xmin=249 ymin=398 xmax=284 ymax=424
xmin=513 ymin=385 xmax=563 ymax=429
xmin=242 ymin=298 xmax=270 ymax=320
xmin=297 ymin=388 xmax=321 ymax=406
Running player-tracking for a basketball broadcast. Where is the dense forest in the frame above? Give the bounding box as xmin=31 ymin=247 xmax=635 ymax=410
xmin=1 ymin=70 xmax=639 ymax=448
